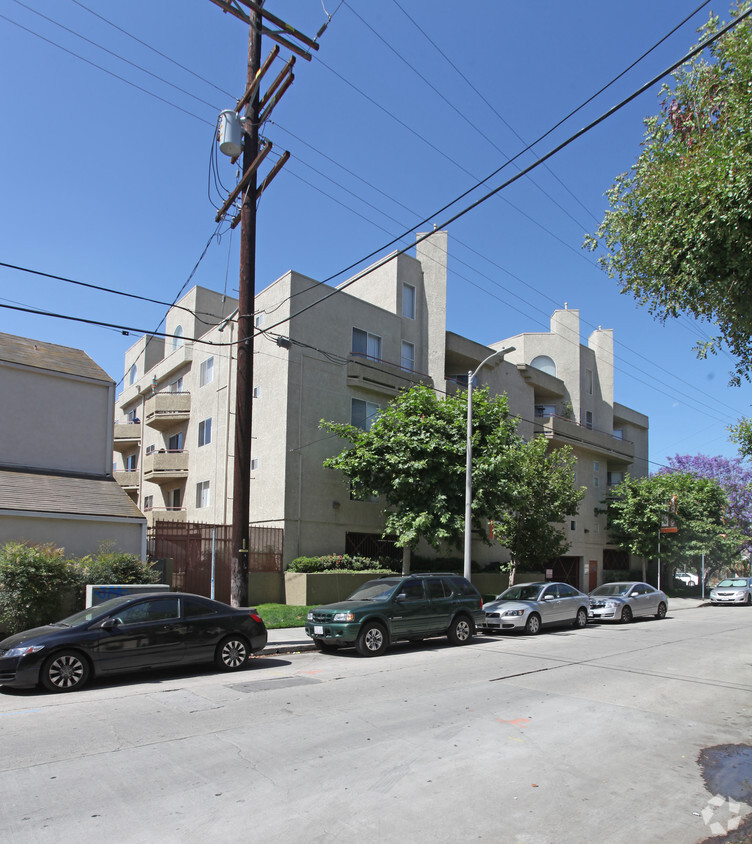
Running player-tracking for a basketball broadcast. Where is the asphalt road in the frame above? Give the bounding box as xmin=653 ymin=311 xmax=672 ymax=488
xmin=1 ymin=606 xmax=751 ymax=844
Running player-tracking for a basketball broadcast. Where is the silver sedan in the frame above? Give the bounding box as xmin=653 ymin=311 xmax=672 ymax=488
xmin=479 ymin=581 xmax=589 ymax=635
xmin=588 ymin=582 xmax=667 ymax=623
xmin=709 ymin=578 xmax=752 ymax=605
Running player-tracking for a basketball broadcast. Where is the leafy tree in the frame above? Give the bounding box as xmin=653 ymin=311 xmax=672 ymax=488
xmin=585 ymin=4 xmax=752 ymax=384
xmin=321 ymin=385 xmax=522 ymax=569
xmin=492 ymin=436 xmax=584 ymax=585
xmin=606 ymin=471 xmax=744 ymax=584
xmin=729 ymin=417 xmax=752 ymax=458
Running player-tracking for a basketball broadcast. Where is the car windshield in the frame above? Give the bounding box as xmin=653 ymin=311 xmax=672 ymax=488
xmin=717 ymin=579 xmax=747 ymax=588
xmin=53 ymin=595 xmax=139 ymax=627
xmin=347 ymin=580 xmax=401 ymax=601
xmin=591 ymin=583 xmax=631 ymax=597
xmin=498 ymin=584 xmax=544 ymax=601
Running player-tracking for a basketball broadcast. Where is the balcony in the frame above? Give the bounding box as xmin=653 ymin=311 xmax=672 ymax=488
xmin=144 ymin=392 xmax=191 ymax=430
xmin=143 ymin=449 xmax=189 ymax=483
xmin=347 ymin=355 xmax=431 ymax=396
xmin=145 ymin=508 xmax=187 ymax=527
xmin=113 ymin=423 xmax=141 ymax=452
xmin=114 ymin=470 xmax=139 ymax=490
xmin=534 ymin=414 xmax=635 ymax=461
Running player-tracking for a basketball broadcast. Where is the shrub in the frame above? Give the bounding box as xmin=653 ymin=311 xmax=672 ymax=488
xmin=288 ymin=554 xmax=396 ymax=573
xmin=71 ymin=544 xmax=159 ymax=605
xmin=0 ymin=542 xmax=77 ymax=634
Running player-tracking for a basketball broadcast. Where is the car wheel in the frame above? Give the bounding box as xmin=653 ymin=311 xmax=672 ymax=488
xmin=356 ymin=622 xmax=387 ymax=657
xmin=524 ymin=613 xmax=541 ymax=635
xmin=40 ymin=650 xmax=90 ymax=693
xmin=573 ymin=607 xmax=588 ymax=629
xmin=655 ymin=602 xmax=667 ymax=619
xmin=215 ymin=635 xmax=250 ymax=671
xmin=447 ymin=615 xmax=473 ymax=645
xmin=621 ymin=605 xmax=633 ymax=624
xmin=313 ymin=638 xmax=339 ymax=652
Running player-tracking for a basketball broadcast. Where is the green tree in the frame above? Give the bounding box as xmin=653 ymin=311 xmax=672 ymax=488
xmin=729 ymin=417 xmax=752 ymax=458
xmin=492 ymin=436 xmax=585 ymax=585
xmin=606 ymin=472 xmax=743 ymax=583
xmin=321 ymin=385 xmax=522 ymax=570
xmin=585 ymin=4 xmax=752 ymax=384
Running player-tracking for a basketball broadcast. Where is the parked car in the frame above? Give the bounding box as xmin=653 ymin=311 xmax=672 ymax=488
xmin=674 ymin=571 xmax=699 ymax=586
xmin=0 ymin=592 xmax=268 ymax=692
xmin=709 ymin=578 xmax=752 ymax=605
xmin=588 ymin=582 xmax=667 ymax=622
xmin=479 ymin=582 xmax=589 ymax=635
xmin=305 ymin=573 xmax=484 ymax=656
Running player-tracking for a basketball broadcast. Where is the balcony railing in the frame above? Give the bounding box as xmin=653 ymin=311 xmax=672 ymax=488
xmin=534 ymin=414 xmax=635 ymax=460
xmin=145 ymin=507 xmax=187 ymax=527
xmin=142 ymin=449 xmax=189 ymax=482
xmin=113 ymin=423 xmax=141 ymax=452
xmin=114 ymin=470 xmax=139 ymax=489
xmin=347 ymin=354 xmax=431 ymax=395
xmin=144 ymin=392 xmax=191 ymax=430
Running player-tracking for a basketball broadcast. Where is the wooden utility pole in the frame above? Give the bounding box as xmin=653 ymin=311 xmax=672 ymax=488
xmin=230 ymin=4 xmax=262 ymax=607
xmin=210 ymin=0 xmax=316 ymax=607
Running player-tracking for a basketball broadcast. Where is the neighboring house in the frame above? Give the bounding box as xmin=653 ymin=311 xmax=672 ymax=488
xmin=114 ymin=232 xmax=648 ymax=590
xmin=0 ymin=333 xmax=146 ymax=558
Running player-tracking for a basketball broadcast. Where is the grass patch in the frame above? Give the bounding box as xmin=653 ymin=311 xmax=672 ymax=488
xmin=256 ymin=603 xmax=313 ymax=629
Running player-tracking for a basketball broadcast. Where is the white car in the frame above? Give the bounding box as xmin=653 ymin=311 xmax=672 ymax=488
xmin=588 ymin=582 xmax=668 ymax=623
xmin=709 ymin=578 xmax=752 ymax=605
xmin=674 ymin=571 xmax=699 ymax=586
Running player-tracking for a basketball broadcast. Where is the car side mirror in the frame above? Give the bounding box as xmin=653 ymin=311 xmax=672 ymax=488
xmin=101 ymin=617 xmax=121 ymax=630
xmin=543 ymin=595 xmax=555 ymax=601
xmin=395 ymin=593 xmax=407 ymax=602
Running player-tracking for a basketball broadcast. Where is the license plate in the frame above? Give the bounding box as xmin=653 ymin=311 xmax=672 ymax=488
xmin=314 ymin=625 xmax=324 ymax=635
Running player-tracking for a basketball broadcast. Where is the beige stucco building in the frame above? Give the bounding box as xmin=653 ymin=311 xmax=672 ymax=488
xmin=0 ymin=333 xmax=146 ymax=558
xmin=114 ymin=232 xmax=648 ymax=590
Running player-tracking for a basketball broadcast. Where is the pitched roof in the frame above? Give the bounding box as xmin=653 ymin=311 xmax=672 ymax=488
xmin=0 ymin=332 xmax=112 ymax=384
xmin=0 ymin=470 xmax=145 ymax=521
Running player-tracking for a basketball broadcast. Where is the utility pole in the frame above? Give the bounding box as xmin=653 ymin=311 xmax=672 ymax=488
xmin=210 ymin=0 xmax=318 ymax=606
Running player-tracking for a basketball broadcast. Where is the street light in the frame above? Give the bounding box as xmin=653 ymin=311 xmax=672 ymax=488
xmin=464 ymin=346 xmax=515 ymax=581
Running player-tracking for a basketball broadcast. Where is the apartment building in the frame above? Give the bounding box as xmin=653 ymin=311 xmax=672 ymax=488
xmin=0 ymin=332 xmax=146 ymax=558
xmin=114 ymin=231 xmax=648 ymax=589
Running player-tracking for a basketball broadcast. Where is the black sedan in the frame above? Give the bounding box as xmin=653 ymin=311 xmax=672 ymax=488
xmin=0 ymin=592 xmax=268 ymax=692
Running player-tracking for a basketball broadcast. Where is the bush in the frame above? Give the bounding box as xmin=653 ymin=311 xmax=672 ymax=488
xmin=72 ymin=544 xmax=158 ymax=605
xmin=288 ymin=554 xmax=396 ymax=573
xmin=0 ymin=542 xmax=77 ymax=634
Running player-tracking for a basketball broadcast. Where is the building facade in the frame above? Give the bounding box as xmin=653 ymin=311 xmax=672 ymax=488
xmin=114 ymin=232 xmax=648 ymax=589
xmin=0 ymin=332 xmax=146 ymax=558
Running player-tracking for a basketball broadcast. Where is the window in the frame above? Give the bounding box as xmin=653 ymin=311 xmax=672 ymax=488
xmin=127 ymin=408 xmax=138 ymax=423
xmin=402 ymin=283 xmax=416 ymax=319
xmin=143 ymin=495 xmax=153 ymax=511
xmin=255 ymin=313 xmax=263 ymax=328
xmin=593 ymin=461 xmax=600 ymax=472
xmin=401 ymin=341 xmax=415 ymax=371
xmin=351 ymin=398 xmax=379 ymax=431
xmin=129 ymin=364 xmax=137 ymax=385
xmin=535 ymin=404 xmax=556 ymax=417
xmin=126 ymin=454 xmax=137 ymax=471
xmin=613 ymin=428 xmax=624 ymax=441
xmin=199 ymin=357 xmax=214 ymax=387
xmin=118 ymin=597 xmax=179 ymax=625
xmin=168 ymin=488 xmax=181 ymax=509
xmin=350 ymin=482 xmax=378 ymax=503
xmin=558 ymin=584 xmax=579 ymax=598
xmin=586 ymin=368 xmax=593 ymax=395
xmin=145 ymin=444 xmax=155 ymax=455
xmin=570 ymin=520 xmax=576 ymax=530
xmin=183 ymin=596 xmax=219 ymax=618
xmin=170 ymin=377 xmax=183 ymax=394
xmin=253 ymin=386 xmax=261 ymax=398
xmin=593 ymin=476 xmax=600 ymax=488
xmin=196 ymin=480 xmax=210 ymax=508
xmin=593 ymin=460 xmax=600 ymax=488
xmin=251 ymin=458 xmax=259 ymax=471
xmin=585 ymin=411 xmax=593 ymax=430
xmin=352 ymin=327 xmax=381 ymax=361
xmin=530 ymin=355 xmax=556 ymax=377
xmin=198 ymin=418 xmax=212 ymax=447
xmin=607 ymin=470 xmax=624 ymax=486
xmin=172 ymin=325 xmax=184 ymax=351
xmin=425 ymin=579 xmax=447 ymax=599
xmin=168 ymin=432 xmax=183 ymax=451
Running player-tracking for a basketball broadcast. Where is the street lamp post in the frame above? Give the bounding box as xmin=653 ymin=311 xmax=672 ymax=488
xmin=463 ymin=346 xmax=515 ymax=581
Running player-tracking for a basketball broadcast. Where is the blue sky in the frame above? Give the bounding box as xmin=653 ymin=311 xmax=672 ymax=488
xmin=1 ymin=0 xmax=749 ymax=469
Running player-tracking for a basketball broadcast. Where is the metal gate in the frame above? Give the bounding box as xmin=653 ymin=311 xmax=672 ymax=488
xmin=148 ymin=521 xmax=283 ymax=604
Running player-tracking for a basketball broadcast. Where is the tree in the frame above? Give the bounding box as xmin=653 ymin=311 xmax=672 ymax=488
xmin=321 ymin=385 xmax=523 ymax=571
xmin=729 ymin=417 xmax=752 ymax=458
xmin=491 ymin=436 xmax=585 ymax=585
xmin=585 ymin=4 xmax=752 ymax=384
xmin=606 ymin=471 xmax=744 ymax=584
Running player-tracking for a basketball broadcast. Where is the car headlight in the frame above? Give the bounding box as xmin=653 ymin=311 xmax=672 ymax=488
xmin=5 ymin=644 xmax=44 ymax=659
xmin=333 ymin=612 xmax=354 ymax=622
xmin=502 ymin=609 xmax=524 ymax=617
xmin=604 ymin=601 xmax=619 ymax=608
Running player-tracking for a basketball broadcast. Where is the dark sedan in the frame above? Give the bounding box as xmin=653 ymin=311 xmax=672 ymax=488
xmin=0 ymin=592 xmax=268 ymax=692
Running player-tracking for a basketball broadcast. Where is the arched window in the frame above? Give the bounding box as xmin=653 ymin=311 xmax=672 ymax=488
xmin=172 ymin=325 xmax=184 ymax=351
xmin=530 ymin=355 xmax=556 ymax=377
xmin=128 ymin=364 xmax=137 ymax=385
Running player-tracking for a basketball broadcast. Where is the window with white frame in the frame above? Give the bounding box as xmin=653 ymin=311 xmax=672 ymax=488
xmin=613 ymin=428 xmax=624 ymax=440
xmin=126 ymin=454 xmax=137 ymax=472
xmin=143 ymin=495 xmax=153 ymax=510
xmin=593 ymin=460 xmax=600 ymax=488
xmin=198 ymin=418 xmax=212 ymax=447
xmin=530 ymin=355 xmax=556 ymax=376
xmin=196 ymin=480 xmax=210 ymax=508
xmin=255 ymin=313 xmax=263 ymax=328
xmin=127 ymin=408 xmax=138 ymax=423
xmin=352 ymin=327 xmax=381 ymax=361
xmin=351 ymin=398 xmax=379 ymax=431
xmin=199 ymin=356 xmax=214 ymax=387
xmin=251 ymin=458 xmax=259 ymax=471
xmin=535 ymin=404 xmax=556 ymax=417
xmin=172 ymin=325 xmax=184 ymax=350
xmin=253 ymin=385 xmax=261 ymax=398
xmin=402 ymin=283 xmax=416 ymax=319
xmin=401 ymin=341 xmax=415 ymax=371
xmin=586 ymin=368 xmax=593 ymax=395
xmin=607 ymin=470 xmax=624 ymax=486
xmin=145 ymin=444 xmax=155 ymax=455
xmin=585 ymin=410 xmax=593 ymax=430
xmin=169 ymin=488 xmax=181 ymax=509
xmin=170 ymin=377 xmax=183 ymax=394
xmin=129 ymin=364 xmax=137 ymax=385
xmin=168 ymin=432 xmax=183 ymax=451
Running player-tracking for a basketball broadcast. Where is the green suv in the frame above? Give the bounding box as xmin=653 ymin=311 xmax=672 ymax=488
xmin=305 ymin=574 xmax=484 ymax=657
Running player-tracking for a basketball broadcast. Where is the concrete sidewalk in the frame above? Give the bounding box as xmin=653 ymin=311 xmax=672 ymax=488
xmin=260 ymin=597 xmax=710 ymax=655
